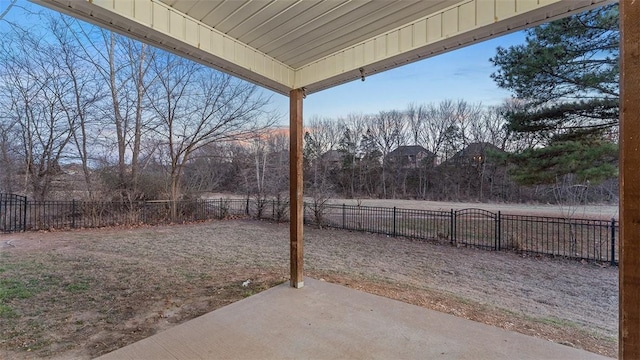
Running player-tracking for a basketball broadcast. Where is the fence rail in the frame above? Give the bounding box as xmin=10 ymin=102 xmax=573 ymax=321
xmin=0 ymin=193 xmax=618 ymax=265
xmin=307 ymin=203 xmax=618 ymax=265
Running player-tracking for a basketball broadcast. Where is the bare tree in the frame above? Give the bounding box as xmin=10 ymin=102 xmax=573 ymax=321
xmin=183 ymin=143 xmax=240 ymax=194
xmin=337 ymin=113 xmax=367 ymax=198
xmin=48 ymin=16 xmax=104 ymax=199
xmin=419 ymin=101 xmax=457 ymax=164
xmin=369 ymin=110 xmax=406 ymax=197
xmin=470 ymin=105 xmax=509 ymax=149
xmin=70 ymin=23 xmax=156 ymax=200
xmin=405 ymin=103 xmax=435 ymax=198
xmin=406 ymin=102 xmax=427 ymax=145
xmin=242 ymin=131 xmax=290 ymax=219
xmin=0 ymin=20 xmax=79 ymax=200
xmin=304 ymin=116 xmax=343 ymax=194
xmin=0 ymin=0 xmax=17 ymax=22
xmin=251 ymin=137 xmax=269 ymax=217
xmin=147 ymin=52 xmax=275 ymax=217
xmin=265 ymin=131 xmax=290 ymax=220
xmin=0 ymin=120 xmax=19 ymax=193
xmin=453 ymin=99 xmax=483 ymax=146
xmin=306 ymin=116 xmax=343 ymax=153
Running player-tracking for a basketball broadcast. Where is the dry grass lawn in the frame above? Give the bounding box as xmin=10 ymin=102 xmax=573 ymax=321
xmin=0 ymin=219 xmax=618 ymax=359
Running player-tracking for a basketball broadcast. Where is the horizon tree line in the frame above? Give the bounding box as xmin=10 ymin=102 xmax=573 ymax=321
xmin=0 ymin=5 xmax=619 ymax=208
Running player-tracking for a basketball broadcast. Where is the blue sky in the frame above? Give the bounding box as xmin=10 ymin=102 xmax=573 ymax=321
xmin=3 ymin=0 xmax=525 ymax=123
xmin=267 ymin=31 xmax=526 ymax=122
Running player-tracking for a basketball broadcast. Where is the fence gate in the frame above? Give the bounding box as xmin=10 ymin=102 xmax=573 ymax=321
xmin=0 ymin=193 xmax=27 ymax=233
xmin=453 ymin=208 xmax=499 ymax=250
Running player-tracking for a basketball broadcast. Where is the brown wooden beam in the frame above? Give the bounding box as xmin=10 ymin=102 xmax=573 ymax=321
xmin=289 ymin=88 xmax=304 ymax=288
xmin=620 ymin=0 xmax=640 ymax=358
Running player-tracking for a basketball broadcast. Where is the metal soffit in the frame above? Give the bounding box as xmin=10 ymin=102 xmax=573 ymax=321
xmin=32 ymin=0 xmax=611 ymax=95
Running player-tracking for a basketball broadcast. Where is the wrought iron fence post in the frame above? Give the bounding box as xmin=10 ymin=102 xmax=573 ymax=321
xmin=611 ymin=218 xmax=616 ymax=266
xmin=303 ymin=203 xmax=307 ymax=225
xmin=450 ymin=209 xmax=455 ymax=244
xmin=393 ymin=207 xmax=397 ymax=237
xmin=143 ymin=201 xmax=147 ymax=224
xmin=245 ymin=198 xmax=250 ymax=216
xmin=72 ymin=199 xmax=76 ymax=229
xmin=22 ymin=197 xmax=28 ymax=232
xmin=496 ymin=211 xmax=501 ymax=251
xmin=342 ymin=204 xmax=346 ymax=229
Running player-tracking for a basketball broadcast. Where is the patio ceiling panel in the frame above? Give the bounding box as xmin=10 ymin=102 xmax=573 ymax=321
xmin=294 ymin=0 xmax=611 ymax=92
xmin=158 ymin=0 xmax=462 ymax=68
xmin=32 ymin=0 xmax=297 ymax=94
xmin=33 ymin=0 xmax=609 ymax=95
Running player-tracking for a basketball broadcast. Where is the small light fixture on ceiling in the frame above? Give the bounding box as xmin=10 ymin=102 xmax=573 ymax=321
xmin=359 ymin=68 xmax=365 ymax=82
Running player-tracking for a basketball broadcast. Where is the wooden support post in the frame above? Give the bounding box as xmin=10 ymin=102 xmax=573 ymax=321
xmin=289 ymin=88 xmax=304 ymax=288
xmin=620 ymin=1 xmax=640 ymax=358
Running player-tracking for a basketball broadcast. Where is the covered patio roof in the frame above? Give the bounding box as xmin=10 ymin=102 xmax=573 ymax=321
xmin=34 ymin=0 xmax=608 ymax=95
xmin=29 ymin=0 xmax=638 ymax=358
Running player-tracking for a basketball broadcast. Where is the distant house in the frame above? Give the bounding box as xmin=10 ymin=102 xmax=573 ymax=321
xmin=386 ymin=145 xmax=436 ymax=168
xmin=434 ymin=142 xmax=510 ymax=201
xmin=440 ymin=142 xmax=504 ymax=167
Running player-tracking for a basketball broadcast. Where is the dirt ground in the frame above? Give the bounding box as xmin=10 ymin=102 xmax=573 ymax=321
xmin=327 ymin=199 xmax=619 ymax=220
xmin=0 ymin=220 xmax=618 ymax=359
xmin=205 ymin=192 xmax=619 ymax=220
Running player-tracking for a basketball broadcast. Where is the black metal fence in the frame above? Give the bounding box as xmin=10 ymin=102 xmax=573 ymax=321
xmin=309 ymin=204 xmax=618 ymax=265
xmin=0 ymin=193 xmax=27 ymax=232
xmin=0 ymin=193 xmax=618 ymax=265
xmin=19 ymin=198 xmax=251 ymax=230
xmin=0 ymin=196 xmax=281 ymax=232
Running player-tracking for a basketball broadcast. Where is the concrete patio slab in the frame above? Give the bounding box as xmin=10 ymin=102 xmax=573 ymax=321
xmin=96 ymin=278 xmax=611 ymax=360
